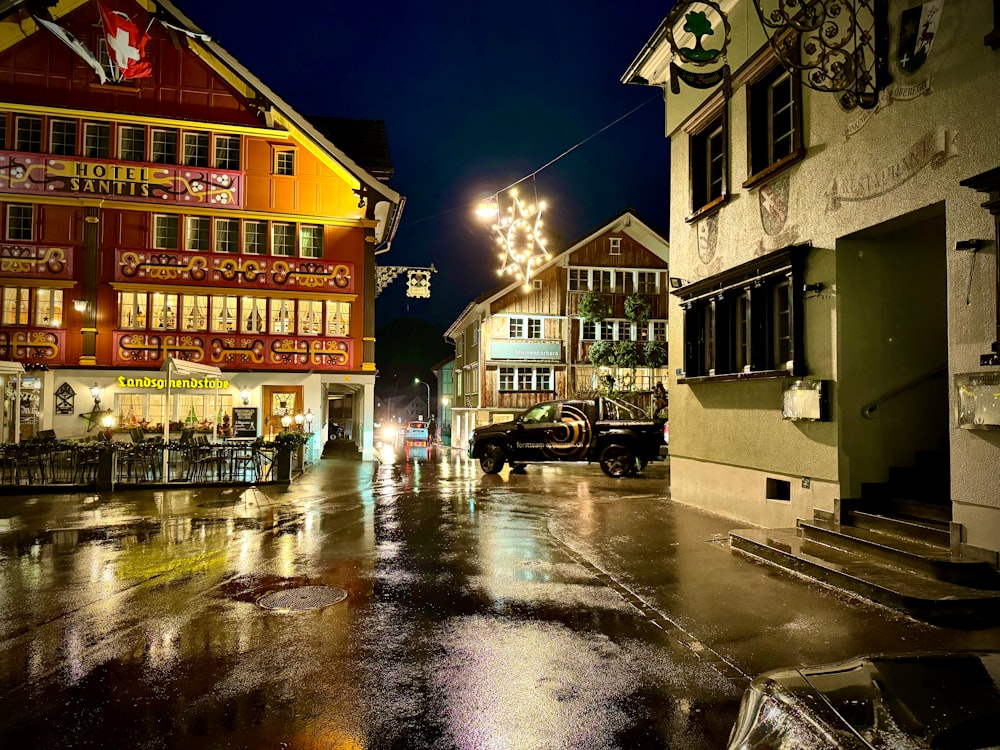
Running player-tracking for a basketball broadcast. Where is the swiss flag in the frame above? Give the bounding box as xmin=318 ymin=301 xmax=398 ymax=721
xmin=98 ymin=2 xmax=152 ymax=79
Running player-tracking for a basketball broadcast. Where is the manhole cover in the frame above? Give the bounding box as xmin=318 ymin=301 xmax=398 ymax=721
xmin=257 ymin=586 xmax=347 ymax=611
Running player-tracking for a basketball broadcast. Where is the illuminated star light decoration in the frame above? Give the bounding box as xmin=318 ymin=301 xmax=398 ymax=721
xmin=491 ymin=188 xmax=551 ymax=290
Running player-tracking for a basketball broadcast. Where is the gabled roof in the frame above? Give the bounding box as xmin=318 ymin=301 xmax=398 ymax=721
xmin=556 ymin=208 xmax=669 ymax=265
xmin=444 ymin=287 xmax=496 ymax=340
xmin=430 ymin=356 xmax=454 ymax=371
xmin=307 ymin=116 xmax=394 ymax=183
xmin=444 ymin=209 xmax=669 ymax=338
xmin=621 ymin=0 xmax=740 ymax=89
xmin=1 ymin=0 xmax=405 ymax=244
xmin=152 ymin=0 xmax=401 ymax=203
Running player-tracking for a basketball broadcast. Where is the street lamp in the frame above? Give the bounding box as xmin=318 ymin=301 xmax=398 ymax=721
xmin=294 ymin=412 xmax=304 ymax=431
xmin=280 ymin=414 xmax=292 ymax=430
xmin=304 ymin=409 xmax=314 ymax=433
xmin=414 ymin=378 xmax=430 ymax=420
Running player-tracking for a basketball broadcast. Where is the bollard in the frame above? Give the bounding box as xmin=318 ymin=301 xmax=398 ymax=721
xmin=97 ymin=446 xmax=114 ymax=491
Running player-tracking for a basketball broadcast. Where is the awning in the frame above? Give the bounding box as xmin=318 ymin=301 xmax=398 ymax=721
xmin=161 ymin=357 xmax=222 ymax=380
xmin=160 ymin=358 xmax=224 ymax=479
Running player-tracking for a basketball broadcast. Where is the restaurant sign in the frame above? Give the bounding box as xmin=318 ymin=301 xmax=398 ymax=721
xmin=490 ymin=340 xmax=561 ymax=360
xmin=232 ymin=407 xmax=258 ymax=438
xmin=0 ymin=151 xmax=242 ymax=208
xmin=117 ymin=375 xmax=231 ymax=389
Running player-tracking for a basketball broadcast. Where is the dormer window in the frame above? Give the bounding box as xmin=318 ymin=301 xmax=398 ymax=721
xmin=274 ymin=148 xmax=295 ymax=176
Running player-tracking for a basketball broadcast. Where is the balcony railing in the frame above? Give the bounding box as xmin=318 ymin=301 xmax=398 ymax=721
xmin=0 ymin=328 xmax=66 ymax=364
xmin=0 ymin=241 xmax=74 ymax=280
xmin=567 ymin=291 xmax=666 ymax=319
xmin=112 ymin=331 xmax=352 ymax=370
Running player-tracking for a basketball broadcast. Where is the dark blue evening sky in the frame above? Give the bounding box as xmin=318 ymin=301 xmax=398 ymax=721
xmin=174 ymin=1 xmax=672 ymax=329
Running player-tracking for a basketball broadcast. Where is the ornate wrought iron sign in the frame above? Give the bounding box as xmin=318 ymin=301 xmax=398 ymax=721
xmin=752 ymin=0 xmax=891 ymax=110
xmin=375 ymin=264 xmax=436 ymax=297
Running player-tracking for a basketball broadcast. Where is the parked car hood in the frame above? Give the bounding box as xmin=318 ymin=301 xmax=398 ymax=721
xmin=728 ymin=651 xmax=1000 ymax=750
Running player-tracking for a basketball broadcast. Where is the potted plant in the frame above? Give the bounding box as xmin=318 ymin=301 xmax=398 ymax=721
xmin=588 ymin=339 xmax=613 ymax=367
xmin=624 ymin=294 xmax=651 ymax=328
xmin=578 ymin=291 xmax=611 ymax=323
xmin=272 ymin=431 xmax=309 ymax=482
xmin=643 ymin=340 xmax=668 ymax=369
xmin=613 ymin=340 xmax=642 ymax=370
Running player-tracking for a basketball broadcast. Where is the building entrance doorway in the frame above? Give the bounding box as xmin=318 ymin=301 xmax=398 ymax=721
xmin=262 ymin=385 xmax=304 ymax=439
xmin=836 ymin=205 xmax=949 ymax=506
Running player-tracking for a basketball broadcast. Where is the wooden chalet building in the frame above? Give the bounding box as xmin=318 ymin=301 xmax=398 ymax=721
xmin=446 ymin=210 xmax=669 ymax=450
xmin=0 ymin=0 xmax=404 ymax=460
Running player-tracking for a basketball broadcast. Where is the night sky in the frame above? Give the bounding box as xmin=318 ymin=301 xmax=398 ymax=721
xmin=172 ymin=1 xmax=673 ymax=330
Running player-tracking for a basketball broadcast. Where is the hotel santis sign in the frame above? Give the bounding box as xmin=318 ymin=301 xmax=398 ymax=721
xmin=0 ymin=151 xmax=242 ymax=208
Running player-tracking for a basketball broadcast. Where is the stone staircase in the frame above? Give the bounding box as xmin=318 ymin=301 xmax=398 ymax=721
xmin=729 ymin=453 xmax=1000 ymax=626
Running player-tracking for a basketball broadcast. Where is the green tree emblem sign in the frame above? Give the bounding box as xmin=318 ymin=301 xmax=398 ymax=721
xmin=680 ymin=11 xmax=718 ymax=63
xmin=666 ymin=1 xmax=731 ymax=68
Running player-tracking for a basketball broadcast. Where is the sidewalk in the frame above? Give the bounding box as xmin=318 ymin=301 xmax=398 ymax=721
xmin=0 ymin=456 xmax=378 ymax=533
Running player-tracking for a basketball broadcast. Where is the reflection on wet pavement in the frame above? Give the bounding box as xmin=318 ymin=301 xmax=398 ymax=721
xmin=9 ymin=451 xmax=959 ymax=747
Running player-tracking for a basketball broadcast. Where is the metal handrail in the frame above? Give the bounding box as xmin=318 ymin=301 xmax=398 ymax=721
xmin=861 ymin=365 xmax=947 ymax=419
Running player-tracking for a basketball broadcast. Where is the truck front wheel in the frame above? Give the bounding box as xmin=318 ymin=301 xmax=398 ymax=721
xmin=479 ymin=444 xmax=506 ymax=474
xmin=599 ymin=444 xmax=636 ymax=478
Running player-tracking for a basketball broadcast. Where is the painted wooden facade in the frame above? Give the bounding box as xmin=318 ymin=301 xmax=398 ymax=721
xmin=447 ymin=210 xmax=669 ymax=450
xmin=0 ymin=0 xmax=403 ymax=455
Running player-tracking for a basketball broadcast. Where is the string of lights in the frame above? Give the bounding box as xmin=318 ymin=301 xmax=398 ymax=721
xmin=399 ymin=92 xmax=662 ymax=230
xmin=477 ymin=92 xmax=662 ymax=288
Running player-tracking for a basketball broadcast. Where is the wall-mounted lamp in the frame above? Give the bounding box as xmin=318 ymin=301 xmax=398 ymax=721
xmin=669 ymin=277 xmax=689 ymax=289
xmin=239 ymin=386 xmax=251 ymax=406
xmin=304 ymin=409 xmax=314 ymax=433
xmin=73 ymin=299 xmax=88 ymax=313
xmin=803 ymin=283 xmax=824 ymax=294
xmin=90 ymin=383 xmax=101 ymax=406
xmin=281 ymin=414 xmax=292 ymax=429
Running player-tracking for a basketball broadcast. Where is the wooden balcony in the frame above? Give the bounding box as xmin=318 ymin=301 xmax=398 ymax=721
xmin=112 ymin=331 xmax=353 ymax=370
xmin=567 ymin=291 xmax=666 ymax=319
xmin=0 ymin=328 xmax=66 ymax=364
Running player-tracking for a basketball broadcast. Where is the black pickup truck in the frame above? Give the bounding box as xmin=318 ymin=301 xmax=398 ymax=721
xmin=468 ymin=396 xmax=668 ymax=478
